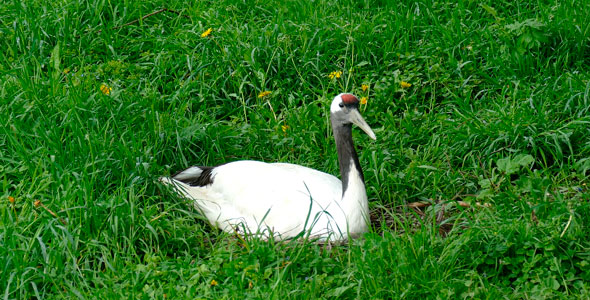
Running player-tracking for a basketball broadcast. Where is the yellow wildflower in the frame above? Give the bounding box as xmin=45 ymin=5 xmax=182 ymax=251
xmin=100 ymin=84 xmax=112 ymax=95
xmin=201 ymin=28 xmax=212 ymax=38
xmin=281 ymin=125 xmax=289 ymax=132
xmin=360 ymin=97 xmax=368 ymax=105
xmin=258 ymin=91 xmax=272 ymax=98
xmin=63 ymin=68 xmax=70 ymax=74
xmin=8 ymin=196 xmax=15 ymax=204
xmin=34 ymin=200 xmax=41 ymax=208
xmin=328 ymin=71 xmax=342 ymax=79
xmin=400 ymin=81 xmax=412 ymax=88
xmin=361 ymin=84 xmax=369 ymax=92
xmin=210 ymin=279 xmax=218 ymax=286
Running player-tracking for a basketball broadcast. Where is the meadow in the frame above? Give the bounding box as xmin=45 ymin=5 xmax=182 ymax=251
xmin=1 ymin=0 xmax=590 ymax=298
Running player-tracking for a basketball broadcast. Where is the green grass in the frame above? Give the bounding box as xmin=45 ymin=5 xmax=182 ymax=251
xmin=2 ymin=0 xmax=590 ymax=298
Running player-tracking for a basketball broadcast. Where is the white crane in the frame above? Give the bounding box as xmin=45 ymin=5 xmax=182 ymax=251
xmin=161 ymin=93 xmax=376 ymax=241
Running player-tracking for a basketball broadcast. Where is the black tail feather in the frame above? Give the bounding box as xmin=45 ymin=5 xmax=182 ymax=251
xmin=172 ymin=166 xmax=215 ymax=187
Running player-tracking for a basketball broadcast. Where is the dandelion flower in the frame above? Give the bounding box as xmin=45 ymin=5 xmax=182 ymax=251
xmin=210 ymin=279 xmax=218 ymax=286
xmin=360 ymin=97 xmax=368 ymax=105
xmin=8 ymin=196 xmax=15 ymax=204
xmin=328 ymin=71 xmax=342 ymax=79
xmin=258 ymin=91 xmax=272 ymax=98
xmin=100 ymin=84 xmax=112 ymax=95
xmin=201 ymin=28 xmax=213 ymax=38
xmin=361 ymin=84 xmax=369 ymax=92
xmin=400 ymin=81 xmax=412 ymax=88
xmin=281 ymin=125 xmax=289 ymax=132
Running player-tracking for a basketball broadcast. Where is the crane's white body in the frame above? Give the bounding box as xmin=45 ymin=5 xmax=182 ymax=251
xmin=161 ymin=160 xmax=369 ymax=240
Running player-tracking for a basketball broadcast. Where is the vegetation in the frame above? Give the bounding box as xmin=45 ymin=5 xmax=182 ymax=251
xmin=2 ymin=0 xmax=590 ymax=298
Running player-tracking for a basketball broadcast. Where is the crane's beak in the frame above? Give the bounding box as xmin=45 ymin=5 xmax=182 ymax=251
xmin=350 ymin=109 xmax=376 ymax=140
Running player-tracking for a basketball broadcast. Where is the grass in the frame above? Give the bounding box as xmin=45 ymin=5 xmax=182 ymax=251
xmin=1 ymin=0 xmax=590 ymax=298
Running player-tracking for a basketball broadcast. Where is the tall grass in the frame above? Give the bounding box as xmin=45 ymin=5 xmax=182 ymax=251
xmin=1 ymin=0 xmax=590 ymax=298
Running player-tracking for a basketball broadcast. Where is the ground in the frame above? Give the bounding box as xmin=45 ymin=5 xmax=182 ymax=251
xmin=1 ymin=0 xmax=590 ymax=298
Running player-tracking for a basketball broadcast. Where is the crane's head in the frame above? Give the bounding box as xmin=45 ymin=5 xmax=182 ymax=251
xmin=330 ymin=93 xmax=376 ymax=140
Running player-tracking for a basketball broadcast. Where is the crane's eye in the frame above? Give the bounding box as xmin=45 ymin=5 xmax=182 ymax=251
xmin=339 ymin=102 xmax=344 ymax=108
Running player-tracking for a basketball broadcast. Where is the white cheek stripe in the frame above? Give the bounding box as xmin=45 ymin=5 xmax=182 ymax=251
xmin=330 ymin=95 xmax=343 ymax=113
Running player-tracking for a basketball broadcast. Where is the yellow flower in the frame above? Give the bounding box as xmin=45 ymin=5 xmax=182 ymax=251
xmin=281 ymin=125 xmax=289 ymax=132
xmin=210 ymin=279 xmax=218 ymax=286
xmin=34 ymin=200 xmax=41 ymax=208
xmin=258 ymin=91 xmax=272 ymax=98
xmin=201 ymin=28 xmax=212 ymax=38
xmin=400 ymin=81 xmax=412 ymax=88
xmin=100 ymin=84 xmax=112 ymax=95
xmin=360 ymin=97 xmax=368 ymax=105
xmin=361 ymin=84 xmax=369 ymax=92
xmin=328 ymin=71 xmax=342 ymax=79
xmin=63 ymin=68 xmax=70 ymax=74
xmin=8 ymin=196 xmax=15 ymax=204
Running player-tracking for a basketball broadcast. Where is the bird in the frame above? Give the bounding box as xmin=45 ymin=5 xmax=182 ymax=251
xmin=160 ymin=93 xmax=376 ymax=241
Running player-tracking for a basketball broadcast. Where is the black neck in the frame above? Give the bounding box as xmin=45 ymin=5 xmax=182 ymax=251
xmin=332 ymin=121 xmax=365 ymax=195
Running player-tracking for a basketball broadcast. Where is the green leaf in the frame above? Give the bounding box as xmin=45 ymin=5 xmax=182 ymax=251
xmin=326 ymin=283 xmax=355 ymax=297
xmin=497 ymin=157 xmax=518 ymax=175
xmin=356 ymin=61 xmax=369 ymax=67
xmin=575 ymin=158 xmax=590 ymax=173
xmin=505 ymin=20 xmax=524 ymax=33
xmin=478 ymin=178 xmax=492 ymax=189
xmin=417 ymin=165 xmax=438 ymax=171
xmin=513 ymin=154 xmax=534 ymax=167
xmin=477 ymin=188 xmax=494 ymax=199
xmin=50 ymin=43 xmax=61 ymax=79
xmin=497 ymin=154 xmax=534 ymax=175
xmin=480 ymin=4 xmax=498 ymax=18
xmin=545 ymin=277 xmax=560 ymax=290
